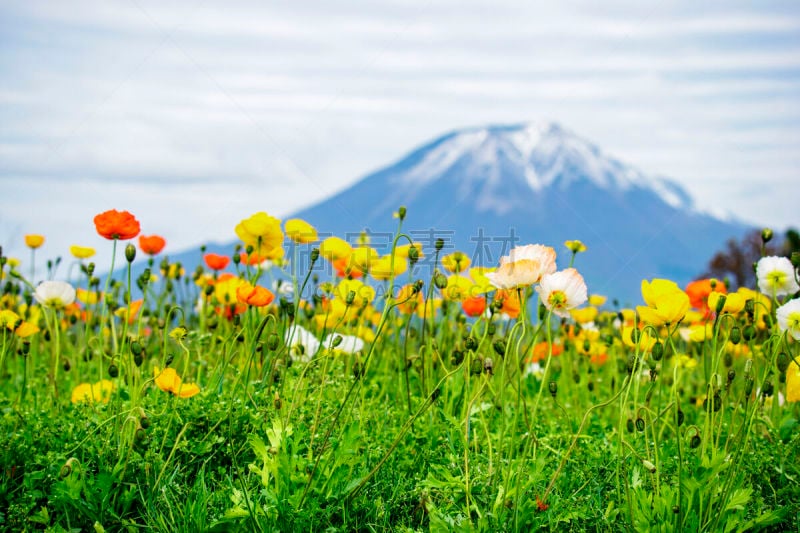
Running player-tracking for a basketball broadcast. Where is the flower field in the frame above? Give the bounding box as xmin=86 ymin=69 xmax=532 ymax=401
xmin=1 ymin=208 xmax=799 ymax=532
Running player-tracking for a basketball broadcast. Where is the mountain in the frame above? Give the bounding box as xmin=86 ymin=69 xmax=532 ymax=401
xmin=165 ymin=121 xmax=750 ymax=304
xmin=287 ymin=122 xmax=749 ymax=303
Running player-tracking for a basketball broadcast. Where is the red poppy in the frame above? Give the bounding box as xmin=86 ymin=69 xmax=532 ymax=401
xmin=461 ymin=295 xmax=486 ymax=317
xmin=204 ymin=253 xmax=230 ymax=271
xmin=93 ymin=209 xmax=141 ymax=240
xmin=236 ymin=284 xmax=275 ymax=307
xmin=139 ymin=235 xmax=166 ymax=256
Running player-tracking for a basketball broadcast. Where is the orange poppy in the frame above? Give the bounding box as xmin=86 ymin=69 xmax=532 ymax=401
xmin=333 ymin=257 xmax=364 ymax=279
xmin=93 ymin=209 xmax=141 ymax=240
xmin=686 ymin=278 xmax=726 ymax=312
xmin=494 ymin=289 xmax=521 ymax=319
xmin=461 ymin=295 xmax=486 ymax=317
xmin=204 ymin=253 xmax=230 ymax=271
xmin=236 ymin=284 xmax=275 ymax=307
xmin=527 ymin=341 xmax=564 ymax=364
xmin=139 ymin=235 xmax=166 ymax=256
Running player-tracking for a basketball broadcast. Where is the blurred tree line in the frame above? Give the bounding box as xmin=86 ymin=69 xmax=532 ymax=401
xmin=702 ymin=227 xmax=800 ymax=289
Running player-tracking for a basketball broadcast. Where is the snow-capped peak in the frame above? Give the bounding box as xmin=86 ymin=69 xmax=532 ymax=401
xmin=397 ymin=121 xmax=693 ymax=211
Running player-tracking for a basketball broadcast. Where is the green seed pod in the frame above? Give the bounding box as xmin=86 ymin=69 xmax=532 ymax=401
xmin=730 ymin=326 xmax=741 ymax=344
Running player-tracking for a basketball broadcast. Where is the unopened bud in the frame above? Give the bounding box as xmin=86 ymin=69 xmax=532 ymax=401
xmin=635 ymin=417 xmax=645 ymax=432
xmin=730 ymin=326 xmax=741 ymax=344
xmin=548 ymin=381 xmax=558 ymax=397
xmin=762 ymin=379 xmax=774 ymax=397
xmin=776 ymin=352 xmax=790 ymax=373
xmin=761 ymin=228 xmax=773 ymax=243
xmin=492 ymin=340 xmax=506 ymax=356
xmin=433 ymin=271 xmax=448 ymax=290
xmin=626 ymin=419 xmax=635 ymax=433
xmin=397 ymin=206 xmax=407 ymax=221
xmin=742 ymin=325 xmax=756 ymax=341
xmin=331 ymin=335 xmax=343 ymax=348
xmin=435 ymin=238 xmax=444 ymax=251
xmin=125 ymin=244 xmax=136 ymax=263
xmin=273 ymin=392 xmax=282 ymax=410
xmin=108 ymin=364 xmax=119 ymax=378
xmin=690 ymin=434 xmax=701 ymax=449
xmin=714 ymin=294 xmax=727 ymax=314
xmin=408 ymin=245 xmax=419 ymax=263
xmin=267 ymin=333 xmax=280 ymax=351
xmin=345 ymin=290 xmax=356 ymax=306
xmin=310 ymin=248 xmax=320 ymax=263
xmin=651 ymin=342 xmax=664 ymax=361
xmin=791 ymin=251 xmax=800 ymax=269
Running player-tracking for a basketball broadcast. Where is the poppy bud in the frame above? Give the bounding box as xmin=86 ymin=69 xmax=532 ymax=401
xmin=487 ymin=323 xmax=496 ymax=336
xmin=267 ymin=333 xmax=280 ymax=351
xmin=140 ymin=416 xmax=150 ymax=429
xmin=626 ymin=418 xmax=635 ymax=433
xmin=761 ymin=228 xmax=773 ymax=243
xmin=776 ymin=352 xmax=790 ymax=373
xmin=791 ymin=251 xmax=800 ymax=269
xmin=435 ymin=238 xmax=444 ymax=251
xmin=345 ymin=290 xmax=356 ymax=306
xmin=744 ymin=299 xmax=755 ymax=315
xmin=730 ymin=326 xmax=741 ymax=344
xmin=397 ymin=206 xmax=407 ymax=221
xmin=134 ymin=427 xmax=147 ymax=444
xmin=723 ymin=352 xmax=733 ymax=368
xmin=470 ymin=357 xmax=484 ymax=375
xmin=727 ymin=369 xmax=735 ymax=386
xmin=742 ymin=325 xmax=756 ymax=341
xmin=63 ymin=359 xmax=71 ymax=372
xmin=548 ymin=381 xmax=558 ymax=397
xmin=331 ymin=335 xmax=343 ymax=348
xmin=676 ymin=409 xmax=685 ymax=426
xmin=233 ymin=252 xmax=241 ymax=265
xmin=651 ymin=341 xmax=664 ymax=361
xmin=690 ymin=434 xmax=701 ymax=449
xmin=125 ymin=243 xmax=136 ymax=263
xmin=433 ymin=271 xmax=447 ymax=289
xmin=492 ymin=340 xmax=505 ymax=356
xmin=649 ymin=369 xmax=658 ymax=382
xmin=451 ymin=349 xmax=464 ymax=366
xmin=108 ymin=364 xmax=119 ymax=378
xmin=714 ymin=294 xmax=727 ymax=314
xmin=744 ymin=376 xmax=755 ymax=397
xmin=310 ymin=248 xmax=320 ymax=263
xmin=408 ymin=246 xmax=419 ymax=263
xmin=635 ymin=417 xmax=645 ymax=432
xmin=465 ymin=336 xmax=478 ymax=351
xmin=762 ymin=380 xmax=774 ymax=398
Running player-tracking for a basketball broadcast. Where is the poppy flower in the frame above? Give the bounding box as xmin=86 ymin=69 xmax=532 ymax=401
xmin=442 ymin=251 xmax=470 ymax=273
xmin=71 ymin=379 xmax=115 ymax=404
xmin=236 ymin=283 xmax=275 ymax=307
xmin=93 ymin=209 xmax=140 ymax=240
xmin=320 ymin=236 xmax=353 ymax=262
xmin=34 ymin=281 xmax=76 ymax=308
xmin=139 ymin=235 xmax=166 ymax=256
xmin=370 ymin=255 xmax=408 ymax=280
xmin=786 ymin=360 xmax=800 ymax=403
xmin=756 ymin=256 xmax=799 ymax=298
xmin=776 ymin=298 xmax=800 ymax=341
xmin=333 ymin=257 xmax=363 ymax=279
xmin=536 ymin=268 xmax=588 ymax=318
xmin=461 ymin=295 xmax=486 ymax=317
xmin=686 ymin=278 xmax=725 ymax=312
xmin=485 ymin=244 xmax=557 ymax=290
xmin=25 ymin=234 xmax=45 ymax=249
xmin=235 ymin=212 xmax=284 ymax=257
xmin=70 ymin=245 xmax=96 ymax=259
xmin=636 ymin=279 xmax=690 ymax=326
xmin=204 ymin=253 xmax=230 ymax=271
xmin=527 ymin=342 xmax=564 ymax=364
xmin=285 ymin=218 xmax=318 ymax=244
xmin=153 ymin=367 xmax=200 ymax=398
xmin=285 ymin=325 xmax=320 ymax=362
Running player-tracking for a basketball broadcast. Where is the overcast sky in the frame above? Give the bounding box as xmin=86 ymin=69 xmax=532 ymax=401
xmin=1 ymin=1 xmax=798 ymax=273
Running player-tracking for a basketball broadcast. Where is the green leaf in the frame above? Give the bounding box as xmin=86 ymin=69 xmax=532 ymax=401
xmin=724 ymin=487 xmax=752 ymax=513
